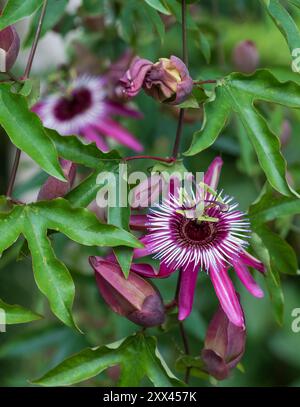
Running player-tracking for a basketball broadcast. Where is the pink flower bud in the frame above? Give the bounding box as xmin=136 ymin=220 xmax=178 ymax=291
xmin=0 ymin=25 xmax=20 ymax=72
xmin=120 ymin=55 xmax=193 ymax=104
xmin=201 ymin=306 xmax=246 ymax=380
xmin=90 ymin=257 xmax=165 ymax=327
xmin=232 ymin=40 xmax=259 ymax=74
xmin=280 ymin=119 xmax=292 ymax=147
xmin=144 ymin=56 xmax=193 ymax=104
xmin=37 ymin=159 xmax=76 ymax=201
xmin=130 ymin=174 xmax=165 ymax=208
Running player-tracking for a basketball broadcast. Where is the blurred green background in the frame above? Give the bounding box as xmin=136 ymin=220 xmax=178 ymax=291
xmin=0 ymin=0 xmax=300 ymax=387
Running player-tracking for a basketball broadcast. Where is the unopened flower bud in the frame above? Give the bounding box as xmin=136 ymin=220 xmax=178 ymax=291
xmin=201 ymin=306 xmax=246 ymax=380
xmin=120 ymin=55 xmax=193 ymax=105
xmin=90 ymin=257 xmax=165 ymax=327
xmin=0 ymin=25 xmax=20 ymax=72
xmin=280 ymin=119 xmax=292 ymax=147
xmin=144 ymin=56 xmax=193 ymax=104
xmin=37 ymin=159 xmax=76 ymax=201
xmin=232 ymin=40 xmax=259 ymax=73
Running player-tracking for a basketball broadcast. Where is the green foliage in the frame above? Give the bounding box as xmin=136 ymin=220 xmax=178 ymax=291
xmin=46 ymin=129 xmax=121 ymax=167
xmin=0 ymin=84 xmax=64 ymax=181
xmin=33 ymin=333 xmax=184 ymax=387
xmin=144 ymin=0 xmax=171 ymax=15
xmin=0 ymin=197 xmax=142 ymax=328
xmin=249 ymin=186 xmax=300 ymax=324
xmin=261 ymin=0 xmax=300 ymax=56
xmin=24 ymin=0 xmax=69 ymax=48
xmin=185 ymin=70 xmax=300 ymax=196
xmin=0 ymin=299 xmax=42 ymax=324
xmin=0 ymin=0 xmax=44 ymax=30
xmin=108 ymin=165 xmax=133 ymax=278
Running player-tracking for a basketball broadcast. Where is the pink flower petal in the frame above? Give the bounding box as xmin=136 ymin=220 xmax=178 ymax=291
xmin=95 ymin=118 xmax=143 ymax=152
xmin=81 ymin=125 xmax=109 ymax=152
xmin=204 ymin=157 xmax=223 ymax=191
xmin=178 ymin=265 xmax=199 ymax=321
xmin=239 ymin=249 xmax=265 ymax=274
xmin=105 ymin=100 xmax=143 ymax=119
xmin=209 ymin=266 xmax=245 ymax=328
xmin=130 ymin=263 xmax=158 ymax=277
xmin=232 ymin=258 xmax=264 ymax=298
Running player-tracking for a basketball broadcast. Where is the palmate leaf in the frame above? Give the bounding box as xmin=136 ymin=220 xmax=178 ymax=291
xmin=0 ymin=299 xmax=42 ymax=325
xmin=33 ymin=333 xmax=185 ymax=387
xmin=0 ymin=0 xmax=44 ymax=30
xmin=0 ymin=84 xmax=65 ymax=181
xmin=0 ymin=198 xmax=142 ymax=328
xmin=185 ymin=69 xmax=300 ymax=196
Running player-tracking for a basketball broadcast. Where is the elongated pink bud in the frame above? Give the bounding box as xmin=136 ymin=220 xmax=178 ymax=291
xmin=90 ymin=257 xmax=165 ymax=327
xmin=37 ymin=160 xmax=76 ymax=201
xmin=0 ymin=25 xmax=20 ymax=72
xmin=201 ymin=306 xmax=246 ymax=380
xmin=232 ymin=40 xmax=259 ymax=73
xmin=280 ymin=119 xmax=292 ymax=147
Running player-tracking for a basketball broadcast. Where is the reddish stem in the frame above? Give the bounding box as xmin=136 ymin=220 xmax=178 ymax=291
xmin=123 ymin=155 xmax=176 ymax=164
xmin=193 ymin=79 xmax=217 ymax=85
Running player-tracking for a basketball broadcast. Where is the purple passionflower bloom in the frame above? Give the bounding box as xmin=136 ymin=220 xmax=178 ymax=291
xmin=33 ymin=75 xmax=143 ymax=152
xmin=0 ymin=24 xmax=20 ymax=72
xmin=131 ymin=157 xmax=265 ymax=328
xmin=120 ymin=55 xmax=193 ymax=105
xmin=89 ymin=257 xmax=165 ymax=327
xmin=201 ymin=305 xmax=246 ymax=380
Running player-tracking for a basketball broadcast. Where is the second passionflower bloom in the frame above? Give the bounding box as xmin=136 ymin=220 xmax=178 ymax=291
xmin=120 ymin=55 xmax=193 ymax=104
xmin=33 ymin=75 xmax=143 ymax=152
